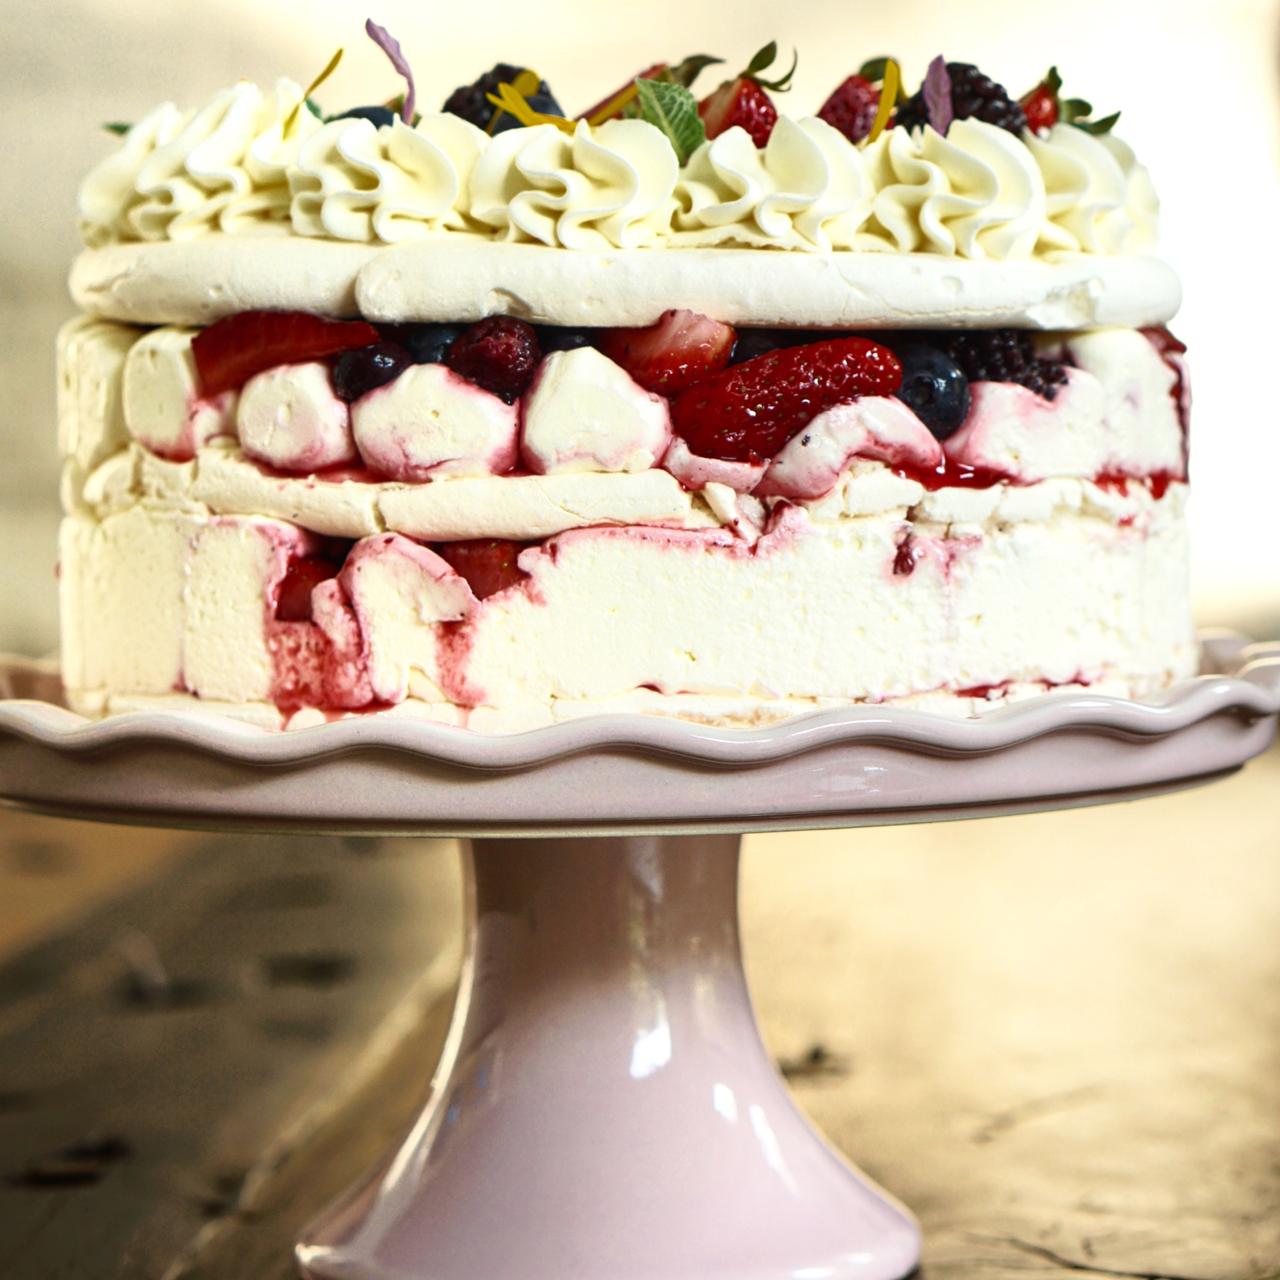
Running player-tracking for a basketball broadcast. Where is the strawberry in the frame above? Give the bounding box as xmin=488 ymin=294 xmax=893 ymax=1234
xmin=193 ymin=311 xmax=380 ymax=398
xmin=817 ymin=75 xmax=880 ymax=143
xmin=671 ymin=337 xmax=902 ymax=463
xmin=1020 ymin=80 xmax=1058 ymax=132
xmin=438 ymin=540 xmax=531 ymax=600
xmin=580 ymin=62 xmax=667 ymax=123
xmin=445 ymin=317 xmax=541 ymax=403
xmin=598 ymin=309 xmax=736 ymax=395
xmin=698 ymin=42 xmax=796 ymax=147
xmin=275 ymin=555 xmax=341 ymax=622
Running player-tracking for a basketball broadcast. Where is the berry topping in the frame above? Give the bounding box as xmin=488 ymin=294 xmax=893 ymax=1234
xmin=276 ymin=555 xmax=341 ymax=622
xmin=1019 ymin=78 xmax=1058 ymax=134
xmin=891 ymin=342 xmax=971 ymax=440
xmin=332 ymin=342 xmax=410 ymax=403
xmin=698 ymin=42 xmax=796 ymax=147
xmin=438 ymin=540 xmax=531 ymax=600
xmin=932 ymin=329 xmax=1068 ymax=401
xmin=192 ymin=311 xmax=381 ymax=398
xmin=671 ymin=337 xmax=902 ymax=463
xmin=445 ymin=317 xmax=541 ymax=403
xmin=443 ymin=65 xmax=562 ymax=134
xmin=331 ymin=105 xmax=398 ymax=129
xmin=580 ymin=56 xmax=722 ymax=125
xmin=390 ymin=323 xmax=465 ymax=365
xmin=537 ymin=326 xmax=599 ymax=353
xmin=598 ymin=309 xmax=736 ymax=395
xmin=895 ymin=61 xmax=1027 ymax=137
xmin=817 ymin=75 xmax=880 ymax=144
xmin=1018 ymin=66 xmax=1121 ymax=138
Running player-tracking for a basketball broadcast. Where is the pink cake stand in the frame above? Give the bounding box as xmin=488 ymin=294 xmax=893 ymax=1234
xmin=1 ymin=633 xmax=1277 ymax=1280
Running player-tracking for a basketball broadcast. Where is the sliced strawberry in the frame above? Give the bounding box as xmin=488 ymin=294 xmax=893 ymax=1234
xmin=598 ymin=310 xmax=736 ymax=395
xmin=817 ymin=75 xmax=880 ymax=143
xmin=193 ymin=311 xmax=381 ymax=398
xmin=698 ymin=41 xmax=795 ymax=147
xmin=671 ymin=337 xmax=902 ymax=463
xmin=699 ymin=78 xmax=777 ymax=146
xmin=438 ymin=539 xmax=532 ymax=600
xmin=580 ymin=62 xmax=667 ymax=123
xmin=275 ymin=555 xmax=342 ymax=622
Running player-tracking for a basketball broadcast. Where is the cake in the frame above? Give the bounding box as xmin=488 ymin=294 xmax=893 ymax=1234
xmin=58 ymin=41 xmax=1195 ymax=731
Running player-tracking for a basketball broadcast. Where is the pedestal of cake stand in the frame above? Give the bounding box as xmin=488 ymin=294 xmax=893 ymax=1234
xmin=295 ymin=831 xmax=919 ymax=1280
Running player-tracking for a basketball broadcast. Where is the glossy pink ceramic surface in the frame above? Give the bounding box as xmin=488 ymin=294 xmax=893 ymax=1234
xmin=296 ymin=835 xmax=920 ymax=1280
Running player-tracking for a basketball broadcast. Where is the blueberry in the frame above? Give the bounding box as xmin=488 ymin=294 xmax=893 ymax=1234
xmin=330 ymin=105 xmax=398 ymax=129
xmin=393 ymin=324 xmax=464 ymax=365
xmin=332 ymin=342 xmax=410 ymax=403
xmin=730 ymin=329 xmax=833 ymax=364
xmin=536 ymin=326 xmax=597 ymax=353
xmin=892 ymin=342 xmax=971 ymax=439
xmin=443 ymin=65 xmax=562 ymax=133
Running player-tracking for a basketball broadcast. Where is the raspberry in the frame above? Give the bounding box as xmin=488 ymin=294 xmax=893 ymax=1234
xmin=817 ymin=75 xmax=880 ymax=144
xmin=671 ymin=337 xmax=902 ymax=463
xmin=931 ymin=330 xmax=1067 ymax=400
xmin=438 ymin=540 xmax=531 ymax=600
xmin=895 ymin=62 xmax=1027 ymax=137
xmin=445 ymin=318 xmax=541 ymax=403
xmin=598 ymin=310 xmax=736 ymax=395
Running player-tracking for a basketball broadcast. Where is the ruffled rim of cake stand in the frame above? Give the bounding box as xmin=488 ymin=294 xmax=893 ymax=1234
xmin=0 ymin=633 xmax=1275 ymax=772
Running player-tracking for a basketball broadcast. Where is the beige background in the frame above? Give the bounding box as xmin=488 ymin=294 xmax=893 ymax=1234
xmin=1 ymin=0 xmax=1278 ymax=651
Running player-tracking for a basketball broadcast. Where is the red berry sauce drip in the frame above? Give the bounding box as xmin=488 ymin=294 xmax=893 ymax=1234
xmin=892 ymin=457 xmax=1015 ymax=492
xmin=1093 ymin=472 xmax=1178 ymax=501
xmin=892 ymin=537 xmax=921 ymax=577
xmin=274 ymin=554 xmax=343 ymax=622
xmin=1140 ymin=326 xmax=1191 ymax=443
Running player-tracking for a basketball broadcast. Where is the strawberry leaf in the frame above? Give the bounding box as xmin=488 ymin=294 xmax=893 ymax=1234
xmin=742 ymin=41 xmax=796 ymax=92
xmin=857 ymin=56 xmax=907 ymax=104
xmin=102 ymin=121 xmax=131 ymax=136
xmin=661 ymin=54 xmax=724 ymax=90
xmin=1074 ymin=110 xmax=1120 ymax=135
xmin=745 ymin=41 xmax=779 ymax=78
xmin=634 ymin=77 xmax=706 ymax=164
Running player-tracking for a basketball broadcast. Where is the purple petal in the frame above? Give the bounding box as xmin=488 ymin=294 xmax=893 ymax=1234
xmin=923 ymin=55 xmax=953 ymax=135
xmin=365 ymin=19 xmax=415 ymax=123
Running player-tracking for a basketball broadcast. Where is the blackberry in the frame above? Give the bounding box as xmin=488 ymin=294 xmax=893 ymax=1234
xmin=443 ymin=65 xmax=563 ymax=134
xmin=931 ymin=329 xmax=1067 ymax=400
xmin=895 ymin=62 xmax=1027 ymax=137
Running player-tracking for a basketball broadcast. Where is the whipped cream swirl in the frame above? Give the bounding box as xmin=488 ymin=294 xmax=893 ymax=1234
xmin=79 ymin=80 xmax=321 ymax=246
xmin=469 ymin=118 xmax=678 ymax=249
xmin=79 ymin=80 xmax=1162 ymax=260
xmin=289 ymin=113 xmax=488 ymax=243
xmin=859 ymin=118 xmax=1046 ymax=259
xmin=672 ymin=116 xmax=875 ymax=251
xmin=1026 ymin=124 xmax=1158 ymax=255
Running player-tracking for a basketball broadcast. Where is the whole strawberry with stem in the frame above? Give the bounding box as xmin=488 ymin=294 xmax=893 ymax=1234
xmin=698 ymin=41 xmax=797 ymax=147
xmin=671 ymin=337 xmax=902 ymax=463
xmin=1018 ymin=66 xmax=1121 ymax=137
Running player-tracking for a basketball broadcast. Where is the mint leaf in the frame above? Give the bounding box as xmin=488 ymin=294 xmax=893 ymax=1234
xmin=634 ymin=77 xmax=706 ymax=164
